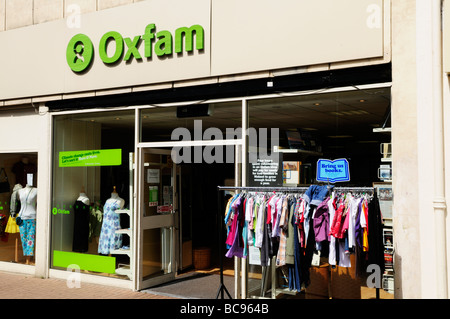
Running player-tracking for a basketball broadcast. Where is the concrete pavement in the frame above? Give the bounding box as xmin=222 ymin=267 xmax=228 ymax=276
xmin=0 ymin=270 xmax=176 ymax=299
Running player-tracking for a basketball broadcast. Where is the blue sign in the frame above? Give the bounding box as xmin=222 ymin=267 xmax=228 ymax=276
xmin=316 ymin=158 xmax=350 ymax=183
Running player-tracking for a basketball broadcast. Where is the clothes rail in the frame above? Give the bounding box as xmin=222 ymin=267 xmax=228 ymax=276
xmin=217 ymin=186 xmax=309 ymax=192
xmin=216 ymin=185 xmax=379 ymax=300
xmin=217 ymin=186 xmax=374 ymax=193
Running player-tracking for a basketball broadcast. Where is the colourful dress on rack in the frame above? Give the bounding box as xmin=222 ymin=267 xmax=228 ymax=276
xmin=225 ymin=196 xmax=245 ymax=259
xmin=225 ymin=196 xmax=241 ymax=247
xmin=98 ymin=200 xmax=122 ymax=255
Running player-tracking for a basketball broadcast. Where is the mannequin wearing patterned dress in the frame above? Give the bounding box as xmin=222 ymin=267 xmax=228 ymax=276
xmin=98 ymin=187 xmax=125 ymax=255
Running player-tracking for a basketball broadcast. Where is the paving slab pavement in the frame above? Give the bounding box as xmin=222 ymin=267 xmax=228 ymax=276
xmin=0 ymin=270 xmax=177 ymax=299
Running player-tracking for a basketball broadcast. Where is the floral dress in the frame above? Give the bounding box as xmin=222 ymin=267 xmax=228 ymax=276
xmin=98 ymin=200 xmax=122 ymax=255
xmin=19 ymin=220 xmax=36 ymax=256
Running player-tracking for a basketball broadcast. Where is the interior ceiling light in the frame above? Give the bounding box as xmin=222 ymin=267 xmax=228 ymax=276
xmin=331 ymin=110 xmax=369 ymax=116
xmin=359 ymin=99 xmax=366 ymax=103
xmin=314 ymin=103 xmax=321 ymax=106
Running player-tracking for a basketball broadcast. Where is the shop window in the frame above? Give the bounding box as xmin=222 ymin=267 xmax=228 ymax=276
xmin=242 ymin=88 xmax=392 ymax=298
xmin=0 ymin=153 xmax=38 ymax=265
xmin=247 ymin=89 xmax=391 ymax=188
xmin=51 ymin=110 xmax=134 ymax=279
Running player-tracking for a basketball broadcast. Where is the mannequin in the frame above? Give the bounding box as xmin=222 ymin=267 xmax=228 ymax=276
xmin=98 ymin=186 xmax=125 ymax=255
xmin=77 ymin=186 xmax=90 ymax=205
xmin=17 ymin=184 xmax=37 ymax=265
xmin=72 ymin=186 xmax=90 ymax=253
xmin=108 ymin=186 xmax=125 ymax=209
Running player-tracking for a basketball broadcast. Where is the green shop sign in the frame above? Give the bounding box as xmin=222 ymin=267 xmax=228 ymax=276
xmin=59 ymin=149 xmax=122 ymax=167
xmin=66 ymin=23 xmax=205 ymax=73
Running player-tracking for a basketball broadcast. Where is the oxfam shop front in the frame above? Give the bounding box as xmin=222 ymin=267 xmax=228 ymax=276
xmin=34 ymin=0 xmax=393 ymax=297
xmin=49 ymin=84 xmax=393 ymax=297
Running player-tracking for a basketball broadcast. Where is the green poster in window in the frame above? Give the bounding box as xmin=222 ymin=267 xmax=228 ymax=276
xmin=59 ymin=149 xmax=122 ymax=167
xmin=149 ymin=186 xmax=158 ymax=207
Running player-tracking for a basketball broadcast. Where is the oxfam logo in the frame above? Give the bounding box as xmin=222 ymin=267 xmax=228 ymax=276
xmin=66 ymin=24 xmax=205 ymax=73
xmin=66 ymin=34 xmax=94 ymax=73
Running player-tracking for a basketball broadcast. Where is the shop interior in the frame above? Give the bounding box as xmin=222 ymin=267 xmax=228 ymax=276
xmin=49 ymin=85 xmax=393 ymax=298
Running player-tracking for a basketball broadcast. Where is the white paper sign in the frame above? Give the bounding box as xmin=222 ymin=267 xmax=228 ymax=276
xmin=147 ymin=169 xmax=160 ymax=184
xmin=27 ymin=174 xmax=33 ymax=186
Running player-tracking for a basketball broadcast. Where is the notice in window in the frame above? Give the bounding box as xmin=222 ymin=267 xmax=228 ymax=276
xmin=147 ymin=169 xmax=160 ymax=184
xmin=248 ymin=154 xmax=282 ymax=187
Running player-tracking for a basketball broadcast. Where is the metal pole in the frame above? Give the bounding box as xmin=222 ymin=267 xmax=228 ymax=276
xmin=431 ymin=0 xmax=448 ymax=299
xmin=215 ymin=189 xmax=232 ymax=299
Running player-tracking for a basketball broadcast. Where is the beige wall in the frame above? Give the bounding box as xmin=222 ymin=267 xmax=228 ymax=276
xmin=0 ymin=0 xmax=146 ymax=31
xmin=211 ymin=0 xmax=384 ymax=75
xmin=0 ymin=106 xmax=52 ymax=278
xmin=442 ymin=0 xmax=450 ymax=300
xmin=0 ymin=0 xmax=389 ymax=105
xmin=392 ymin=0 xmax=450 ymax=299
xmin=391 ymin=0 xmax=420 ymax=299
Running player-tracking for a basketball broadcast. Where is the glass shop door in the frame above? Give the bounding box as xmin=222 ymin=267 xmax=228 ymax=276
xmin=136 ymin=147 xmax=179 ymax=290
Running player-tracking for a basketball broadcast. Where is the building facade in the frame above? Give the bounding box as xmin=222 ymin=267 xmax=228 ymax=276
xmin=0 ymin=0 xmax=447 ymax=299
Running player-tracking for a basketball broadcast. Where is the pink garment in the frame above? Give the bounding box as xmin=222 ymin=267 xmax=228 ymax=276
xmin=338 ymin=205 xmax=351 ymax=239
xmin=225 ymin=197 xmax=241 ymax=246
xmin=225 ymin=213 xmax=238 ymax=246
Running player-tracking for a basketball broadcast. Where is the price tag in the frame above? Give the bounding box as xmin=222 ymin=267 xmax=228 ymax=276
xmin=311 ymin=250 xmax=321 ymax=266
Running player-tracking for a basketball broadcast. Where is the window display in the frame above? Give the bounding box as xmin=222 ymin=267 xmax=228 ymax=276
xmin=51 ymin=110 xmax=134 ymax=279
xmin=0 ymin=154 xmax=38 ymax=265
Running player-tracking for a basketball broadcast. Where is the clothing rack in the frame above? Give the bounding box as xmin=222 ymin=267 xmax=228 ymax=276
xmin=218 ymin=186 xmax=375 ymax=193
xmin=216 ymin=185 xmax=380 ymax=300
